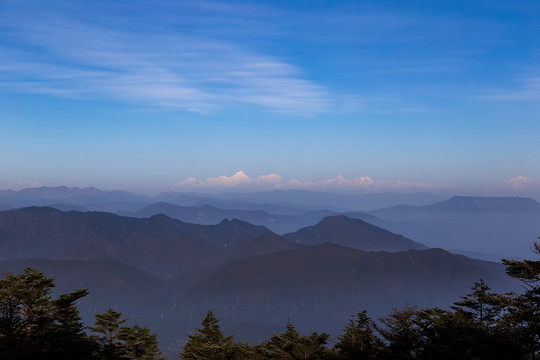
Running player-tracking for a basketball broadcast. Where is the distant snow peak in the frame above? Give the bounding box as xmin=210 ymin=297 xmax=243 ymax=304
xmin=170 ymin=171 xmax=437 ymax=192
xmin=503 ymin=176 xmax=537 ymax=190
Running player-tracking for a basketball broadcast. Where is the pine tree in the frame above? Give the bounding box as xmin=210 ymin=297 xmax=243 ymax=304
xmin=333 ymin=311 xmax=381 ymax=360
xmin=0 ymin=268 xmax=94 ymax=360
xmin=257 ymin=319 xmax=331 ymax=359
xmin=118 ymin=324 xmax=164 ymax=360
xmin=452 ymin=279 xmax=508 ymax=327
xmin=89 ymin=308 xmax=128 ymax=360
xmin=377 ymin=305 xmax=421 ymax=360
xmin=502 ymin=240 xmax=540 ymax=359
xmin=49 ymin=288 xmax=96 ymax=360
xmin=180 ymin=309 xmax=245 ymax=360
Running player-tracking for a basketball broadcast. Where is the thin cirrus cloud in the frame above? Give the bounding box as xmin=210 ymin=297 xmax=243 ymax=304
xmin=481 ymin=76 xmax=540 ymax=102
xmin=0 ymin=9 xmax=334 ymax=116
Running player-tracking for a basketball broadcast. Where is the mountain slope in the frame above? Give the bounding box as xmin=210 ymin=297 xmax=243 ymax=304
xmin=380 ymin=196 xmax=540 ymax=213
xmin=370 ymin=196 xmax=540 ymax=259
xmin=0 ymin=207 xmax=296 ymax=281
xmin=0 ymin=258 xmax=173 ymax=314
xmin=283 ymin=215 xmax=426 ymax=251
xmin=186 ymin=244 xmax=517 ymax=341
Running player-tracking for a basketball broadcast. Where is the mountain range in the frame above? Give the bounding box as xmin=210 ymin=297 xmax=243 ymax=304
xmin=369 ymin=196 xmax=540 ymax=259
xmin=0 ymin=189 xmax=534 ymax=357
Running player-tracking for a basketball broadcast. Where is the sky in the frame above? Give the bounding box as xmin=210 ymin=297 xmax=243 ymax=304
xmin=1 ymin=0 xmax=539 ymax=195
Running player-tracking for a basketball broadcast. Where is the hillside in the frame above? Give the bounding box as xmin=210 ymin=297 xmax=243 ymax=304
xmin=283 ymin=215 xmax=427 ymax=251
xmin=186 ymin=244 xmax=517 ymax=342
xmin=380 ymin=196 xmax=540 ymax=213
xmin=0 ymin=207 xmax=291 ymax=280
xmin=370 ymin=196 xmax=540 ymax=259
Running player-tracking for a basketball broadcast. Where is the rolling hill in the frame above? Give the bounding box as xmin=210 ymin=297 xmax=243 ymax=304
xmin=283 ymin=215 xmax=427 ymax=251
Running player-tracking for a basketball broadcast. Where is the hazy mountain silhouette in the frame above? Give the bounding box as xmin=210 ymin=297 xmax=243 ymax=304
xmin=187 ymin=244 xmax=517 ymax=342
xmin=0 ymin=207 xmax=291 ymax=280
xmin=283 ymin=215 xmax=427 ymax=251
xmin=370 ymin=196 xmax=540 ymax=259
xmin=218 ymin=189 xmax=445 ymax=211
xmin=0 ymin=202 xmax=526 ymax=355
xmin=0 ymin=186 xmax=150 ymax=212
xmin=381 ymin=196 xmax=540 ymax=213
xmin=123 ymin=202 xmax=286 ymax=232
xmin=121 ymin=201 xmax=388 ymax=235
xmin=0 ymin=258 xmax=172 ymax=313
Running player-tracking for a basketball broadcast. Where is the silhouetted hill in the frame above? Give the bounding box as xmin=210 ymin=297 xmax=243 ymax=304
xmin=197 ymin=218 xmax=273 ymax=247
xmin=0 ymin=186 xmax=150 ymax=212
xmin=283 ymin=215 xmax=426 ymax=251
xmin=124 ymin=201 xmax=377 ymax=234
xmin=0 ymin=207 xmax=295 ymax=282
xmin=218 ymin=189 xmax=445 ymax=211
xmin=128 ymin=202 xmax=275 ymax=225
xmin=0 ymin=258 xmax=173 ymax=314
xmin=186 ymin=244 xmax=517 ymax=342
xmin=370 ymin=196 xmax=540 ymax=259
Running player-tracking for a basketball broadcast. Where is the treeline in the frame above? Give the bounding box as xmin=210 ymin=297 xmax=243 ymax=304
xmin=0 ymin=268 xmax=162 ymax=360
xmin=1 ymin=241 xmax=539 ymax=360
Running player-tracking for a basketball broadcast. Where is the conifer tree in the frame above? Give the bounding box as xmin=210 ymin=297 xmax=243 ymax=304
xmin=180 ymin=309 xmax=247 ymax=360
xmin=49 ymin=288 xmax=96 ymax=360
xmin=89 ymin=308 xmax=128 ymax=360
xmin=118 ymin=324 xmax=164 ymax=360
xmin=256 ymin=319 xmax=331 ymax=359
xmin=0 ymin=268 xmax=93 ymax=359
xmin=377 ymin=305 xmax=421 ymax=360
xmin=452 ymin=279 xmax=508 ymax=327
xmin=333 ymin=311 xmax=381 ymax=360
xmin=502 ymin=240 xmax=540 ymax=359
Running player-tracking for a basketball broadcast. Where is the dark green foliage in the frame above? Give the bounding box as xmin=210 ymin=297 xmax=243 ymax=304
xmin=334 ymin=311 xmax=381 ymax=359
xmin=118 ymin=325 xmax=164 ymax=360
xmin=49 ymin=288 xmax=97 ymax=360
xmin=89 ymin=308 xmax=128 ymax=360
xmin=452 ymin=279 xmax=508 ymax=327
xmin=180 ymin=309 xmax=253 ymax=360
xmin=256 ymin=319 xmax=332 ymax=359
xmin=90 ymin=308 xmax=164 ymax=360
xmin=377 ymin=306 xmax=421 ymax=360
xmin=502 ymin=239 xmax=540 ymax=359
xmin=0 ymin=268 xmax=95 ymax=359
xmin=0 ymin=268 xmax=163 ymax=360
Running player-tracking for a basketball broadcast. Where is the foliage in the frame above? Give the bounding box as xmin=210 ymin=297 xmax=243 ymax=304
xmin=256 ymin=319 xmax=332 ymax=359
xmin=334 ymin=311 xmax=381 ymax=359
xmin=119 ymin=325 xmax=164 ymax=360
xmin=180 ymin=309 xmax=252 ymax=360
xmin=0 ymin=268 xmax=163 ymax=360
xmin=502 ymin=239 xmax=540 ymax=359
xmin=376 ymin=305 xmax=421 ymax=360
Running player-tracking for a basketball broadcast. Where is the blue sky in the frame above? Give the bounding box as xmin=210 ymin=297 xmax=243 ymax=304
xmin=1 ymin=0 xmax=539 ymax=194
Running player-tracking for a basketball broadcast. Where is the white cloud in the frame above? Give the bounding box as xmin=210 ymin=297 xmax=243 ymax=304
xmin=0 ymin=181 xmax=43 ymax=191
xmin=490 ymin=176 xmax=540 ymax=192
xmin=0 ymin=7 xmax=336 ymax=116
xmin=170 ymin=171 xmax=439 ymax=192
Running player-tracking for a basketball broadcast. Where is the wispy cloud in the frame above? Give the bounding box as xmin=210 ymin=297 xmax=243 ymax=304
xmin=481 ymin=75 xmax=540 ymax=102
xmin=0 ymin=6 xmax=334 ymax=116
